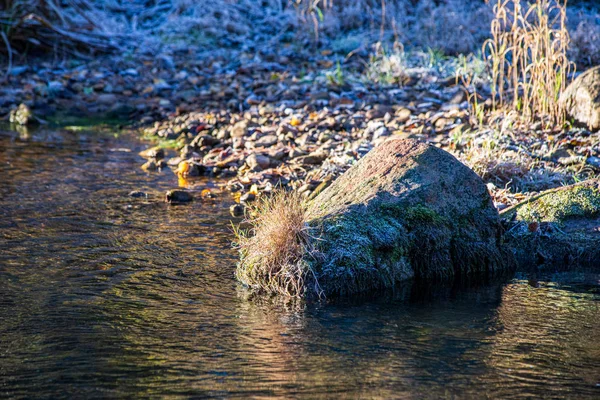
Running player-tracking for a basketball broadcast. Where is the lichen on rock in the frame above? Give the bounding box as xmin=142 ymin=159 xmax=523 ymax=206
xmin=235 ymin=138 xmax=515 ymax=299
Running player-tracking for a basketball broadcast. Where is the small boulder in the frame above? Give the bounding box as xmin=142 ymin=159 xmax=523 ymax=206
xmin=560 ymin=66 xmax=600 ymax=131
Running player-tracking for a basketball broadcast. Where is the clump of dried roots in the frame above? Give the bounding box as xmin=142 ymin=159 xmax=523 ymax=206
xmin=233 ymin=191 xmax=323 ymax=299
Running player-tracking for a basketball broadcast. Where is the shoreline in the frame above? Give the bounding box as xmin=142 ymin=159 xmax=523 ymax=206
xmin=3 ymin=46 xmax=599 ymax=212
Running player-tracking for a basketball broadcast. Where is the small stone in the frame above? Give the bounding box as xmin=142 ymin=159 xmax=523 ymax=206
xmin=165 ymin=190 xmax=193 ymax=203
xmin=139 ymin=146 xmax=165 ymax=160
xmin=295 ymin=152 xmax=328 ymax=165
xmin=586 ymin=156 xmax=600 ymax=168
xmin=246 ymin=154 xmax=270 ymax=171
xmin=142 ymin=160 xmax=158 ymax=170
xmin=255 ymin=134 xmax=278 ymax=147
xmin=192 ymin=134 xmax=220 ymax=148
xmin=129 ymin=191 xmax=148 ymax=198
xmin=434 ymin=117 xmax=452 ymax=130
xmin=230 ymin=203 xmax=245 ymax=217
xmin=396 ymin=108 xmax=412 ymax=123
xmin=97 ymin=93 xmax=117 ymax=105
xmin=240 ymin=192 xmax=256 ymax=203
xmin=231 ymin=120 xmax=249 ymax=137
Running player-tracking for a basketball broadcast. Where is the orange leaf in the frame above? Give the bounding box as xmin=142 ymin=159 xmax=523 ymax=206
xmin=176 ymin=161 xmax=191 ymax=176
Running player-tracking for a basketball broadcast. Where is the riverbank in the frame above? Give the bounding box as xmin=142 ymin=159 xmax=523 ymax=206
xmin=4 ymin=42 xmax=599 ymax=215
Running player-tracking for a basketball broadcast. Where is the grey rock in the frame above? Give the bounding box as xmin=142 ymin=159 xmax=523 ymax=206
xmin=246 ymin=154 xmax=270 ymax=171
xmin=255 ymin=134 xmax=278 ymax=147
xmin=560 ymin=66 xmax=600 ymax=131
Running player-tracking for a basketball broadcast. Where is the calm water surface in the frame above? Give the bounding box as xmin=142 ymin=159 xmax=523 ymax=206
xmin=1 ymin=125 xmax=599 ymax=399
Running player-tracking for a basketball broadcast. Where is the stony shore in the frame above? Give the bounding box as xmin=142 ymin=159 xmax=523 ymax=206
xmin=3 ymin=45 xmax=600 ymax=214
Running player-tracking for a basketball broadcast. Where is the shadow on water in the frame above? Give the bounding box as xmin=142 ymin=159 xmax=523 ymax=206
xmin=0 ymin=124 xmax=599 ymax=398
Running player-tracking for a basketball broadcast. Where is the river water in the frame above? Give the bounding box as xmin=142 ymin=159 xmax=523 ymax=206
xmin=1 ymin=125 xmax=599 ymax=398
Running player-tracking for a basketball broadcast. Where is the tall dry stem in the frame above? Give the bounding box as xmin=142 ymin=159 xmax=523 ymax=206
xmin=483 ymin=0 xmax=574 ymax=127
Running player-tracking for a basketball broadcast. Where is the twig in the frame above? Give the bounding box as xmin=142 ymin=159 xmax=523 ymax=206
xmin=1 ymin=31 xmax=12 ymax=80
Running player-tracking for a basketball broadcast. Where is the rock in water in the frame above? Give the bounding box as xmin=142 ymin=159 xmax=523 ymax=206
xmin=9 ymin=104 xmax=35 ymax=126
xmin=165 ymin=190 xmax=193 ymax=203
xmin=501 ymin=179 xmax=600 ymax=268
xmin=236 ymin=138 xmax=514 ymax=298
xmin=560 ymin=66 xmax=600 ymax=131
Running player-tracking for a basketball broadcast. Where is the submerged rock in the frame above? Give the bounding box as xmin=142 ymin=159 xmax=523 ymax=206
xmin=560 ymin=66 xmax=600 ymax=131
xmin=501 ymin=179 xmax=600 ymax=268
xmin=128 ymin=190 xmax=148 ymax=198
xmin=236 ymin=138 xmax=514 ymax=298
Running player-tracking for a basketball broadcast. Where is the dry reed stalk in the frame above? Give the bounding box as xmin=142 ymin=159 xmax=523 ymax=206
xmin=483 ymin=0 xmax=575 ymax=127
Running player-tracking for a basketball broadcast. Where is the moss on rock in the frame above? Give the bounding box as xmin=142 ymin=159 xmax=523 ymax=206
xmin=501 ymin=179 xmax=600 ymax=269
xmin=514 ymin=185 xmax=600 ymax=223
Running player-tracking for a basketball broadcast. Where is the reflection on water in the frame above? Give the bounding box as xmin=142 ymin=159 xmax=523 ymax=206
xmin=1 ymin=126 xmax=599 ymax=398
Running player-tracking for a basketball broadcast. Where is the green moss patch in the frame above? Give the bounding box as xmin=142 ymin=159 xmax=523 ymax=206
xmin=516 ymin=186 xmax=600 ymax=223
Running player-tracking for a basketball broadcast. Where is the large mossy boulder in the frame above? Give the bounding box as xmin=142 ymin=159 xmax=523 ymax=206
xmin=236 ymin=138 xmax=515 ymax=298
xmin=560 ymin=66 xmax=600 ymax=131
xmin=501 ymin=179 xmax=600 ymax=268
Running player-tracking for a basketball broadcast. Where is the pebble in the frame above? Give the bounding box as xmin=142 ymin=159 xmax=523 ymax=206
xmin=240 ymin=192 xmax=256 ymax=203
xmin=230 ymin=203 xmax=245 ymax=217
xmin=246 ymin=154 xmax=270 ymax=171
xmin=128 ymin=191 xmax=148 ymax=198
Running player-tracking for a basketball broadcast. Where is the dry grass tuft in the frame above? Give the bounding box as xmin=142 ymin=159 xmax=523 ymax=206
xmin=483 ymin=0 xmax=575 ymax=126
xmin=233 ymin=191 xmax=323 ymax=299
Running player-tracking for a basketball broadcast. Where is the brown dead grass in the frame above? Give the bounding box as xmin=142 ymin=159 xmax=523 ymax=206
xmin=483 ymin=0 xmax=575 ymax=126
xmin=233 ymin=191 xmax=323 ymax=298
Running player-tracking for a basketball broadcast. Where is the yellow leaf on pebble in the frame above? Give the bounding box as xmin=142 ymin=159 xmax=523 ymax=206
xmin=233 ymin=192 xmax=242 ymax=203
xmin=290 ymin=117 xmax=301 ymax=127
xmin=201 ymin=189 xmax=212 ymax=197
